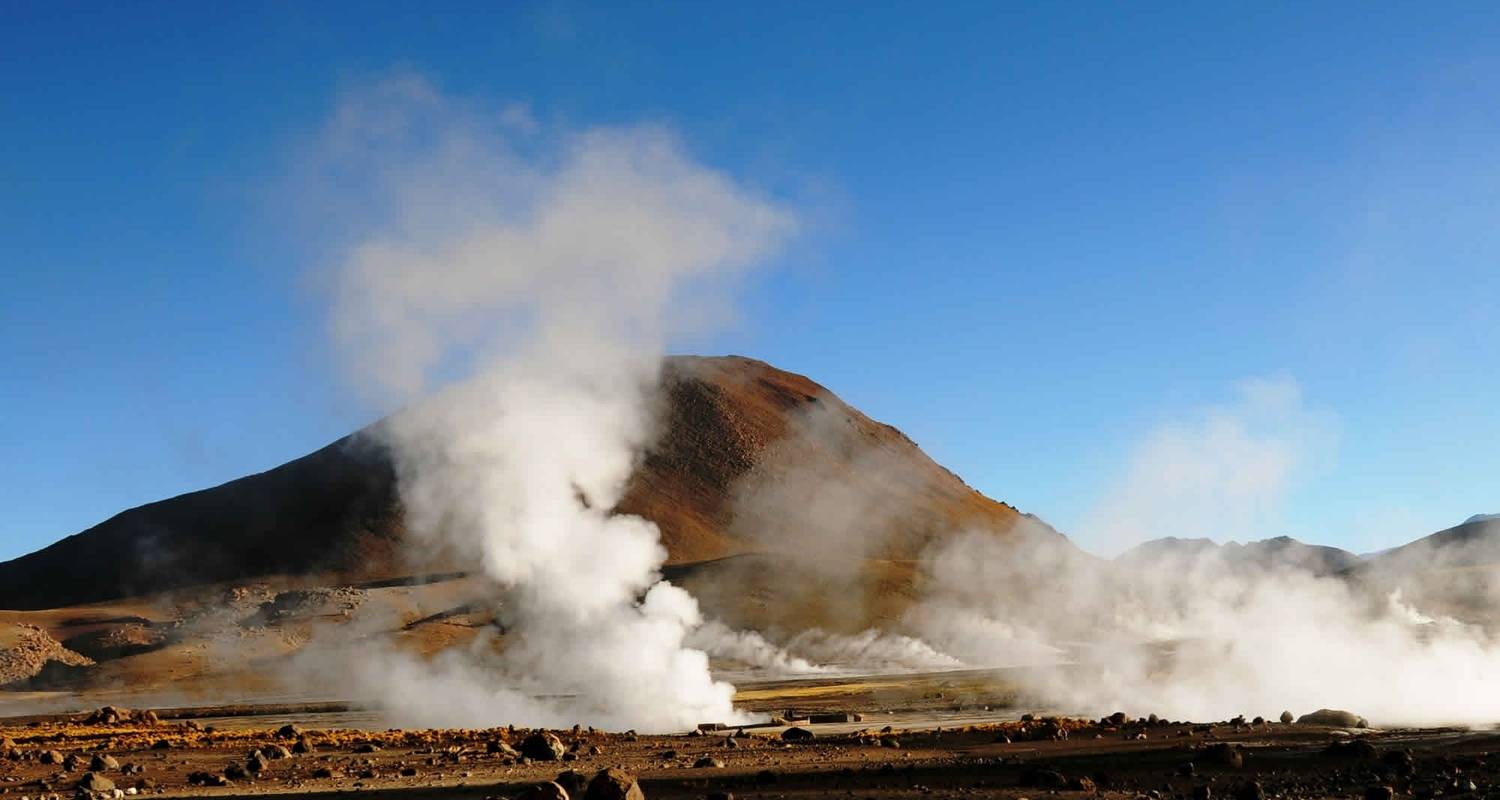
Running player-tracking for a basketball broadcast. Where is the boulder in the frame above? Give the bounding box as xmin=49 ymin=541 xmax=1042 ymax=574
xmin=76 ymin=772 xmax=115 ymax=793
xmin=1296 ymin=709 xmax=1367 ymax=728
xmin=1324 ymin=740 xmax=1379 ymax=760
xmin=246 ymin=750 xmax=270 ymax=773
xmin=1279 ymin=711 xmax=1294 ymax=724
xmin=1202 ymin=743 xmax=1243 ymax=769
xmin=1018 ymin=767 xmax=1067 ymax=788
xmin=780 ymin=727 xmax=813 ymax=742
xmin=521 ymin=732 xmax=566 ymax=762
xmin=1233 ymin=781 xmax=1265 ymax=800
xmin=556 ymin=770 xmax=588 ymax=795
xmin=584 ymin=767 xmax=645 ymax=800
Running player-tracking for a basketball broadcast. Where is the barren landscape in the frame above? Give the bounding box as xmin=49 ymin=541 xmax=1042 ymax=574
xmin=4 ymin=358 xmax=1500 ymax=800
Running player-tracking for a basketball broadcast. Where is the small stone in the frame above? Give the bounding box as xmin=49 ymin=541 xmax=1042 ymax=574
xmin=693 ymin=757 xmax=724 ymax=769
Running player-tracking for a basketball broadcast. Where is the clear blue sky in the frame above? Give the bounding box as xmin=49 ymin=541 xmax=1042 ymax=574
xmin=4 ymin=1 xmax=1498 ymax=560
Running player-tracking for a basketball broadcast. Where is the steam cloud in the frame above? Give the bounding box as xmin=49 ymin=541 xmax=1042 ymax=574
xmin=714 ymin=379 xmax=1500 ymax=728
xmin=317 ymin=75 xmax=794 ymax=731
xmin=303 ymin=77 xmax=1500 ymax=731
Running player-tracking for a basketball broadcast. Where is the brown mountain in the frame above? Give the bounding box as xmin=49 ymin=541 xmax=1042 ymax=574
xmin=0 ymin=355 xmax=1055 ymax=611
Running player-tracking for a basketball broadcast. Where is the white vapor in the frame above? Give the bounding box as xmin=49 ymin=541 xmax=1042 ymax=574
xmin=316 ymin=74 xmax=794 ymax=731
xmin=1079 ymin=375 xmax=1335 ymax=555
xmin=905 ymin=378 xmax=1500 ymax=727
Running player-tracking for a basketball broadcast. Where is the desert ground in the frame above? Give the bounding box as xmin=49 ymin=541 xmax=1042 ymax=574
xmin=3 ymin=679 xmax=1495 ymax=800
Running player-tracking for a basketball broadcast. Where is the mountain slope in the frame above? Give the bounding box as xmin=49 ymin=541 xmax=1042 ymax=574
xmin=1117 ymin=535 xmax=1362 ymax=576
xmin=0 ymin=355 xmax=1050 ymax=610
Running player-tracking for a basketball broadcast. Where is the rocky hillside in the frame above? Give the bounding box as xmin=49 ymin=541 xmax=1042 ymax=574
xmin=0 ymin=356 xmax=1052 ymax=610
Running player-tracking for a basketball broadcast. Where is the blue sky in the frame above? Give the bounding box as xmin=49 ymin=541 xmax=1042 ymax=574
xmin=3 ymin=1 xmax=1498 ymax=560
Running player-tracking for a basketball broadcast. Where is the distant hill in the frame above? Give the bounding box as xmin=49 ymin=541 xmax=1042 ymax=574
xmin=1116 ymin=535 xmax=1362 ymax=576
xmin=0 ymin=356 xmax=1054 ymax=611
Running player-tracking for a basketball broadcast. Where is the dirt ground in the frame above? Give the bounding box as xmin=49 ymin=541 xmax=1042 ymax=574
xmin=3 ymin=679 xmax=1497 ymax=800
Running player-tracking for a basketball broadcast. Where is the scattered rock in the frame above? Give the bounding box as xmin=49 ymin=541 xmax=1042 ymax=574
xmin=39 ymin=750 xmax=63 ymax=765
xmin=224 ymin=762 xmax=250 ymax=781
xmin=292 ymin=737 xmax=314 ymax=754
xmin=1365 ymin=786 xmax=1395 ymax=800
xmin=584 ymin=767 xmax=644 ymax=800
xmin=87 ymin=754 xmax=119 ymax=771
xmin=521 ymin=732 xmax=566 ymax=762
xmin=275 ymin=724 xmax=303 ymax=739
xmin=260 ymin=744 xmax=292 ymax=760
xmin=693 ymin=757 xmax=724 ymax=769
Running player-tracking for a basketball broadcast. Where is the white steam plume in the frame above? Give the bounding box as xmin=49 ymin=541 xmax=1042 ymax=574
xmin=906 ymin=378 xmax=1500 ymax=727
xmin=1079 ymin=375 xmax=1335 ymax=555
xmin=316 ymin=75 xmax=794 ymax=731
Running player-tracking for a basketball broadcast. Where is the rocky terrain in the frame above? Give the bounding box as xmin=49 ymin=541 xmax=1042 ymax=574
xmin=2 ymin=697 xmax=1497 ymax=800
